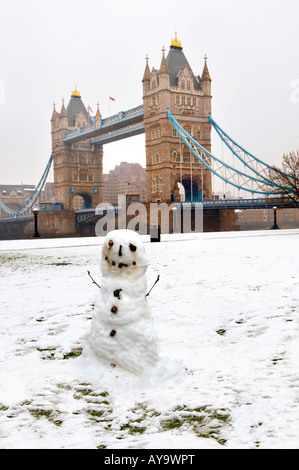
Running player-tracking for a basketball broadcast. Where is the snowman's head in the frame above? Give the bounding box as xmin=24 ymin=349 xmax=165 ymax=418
xmin=100 ymin=229 xmax=148 ymax=278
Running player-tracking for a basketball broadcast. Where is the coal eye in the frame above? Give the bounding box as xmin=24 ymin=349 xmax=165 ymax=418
xmin=129 ymin=243 xmax=137 ymax=252
xmin=108 ymin=240 xmax=113 ymax=248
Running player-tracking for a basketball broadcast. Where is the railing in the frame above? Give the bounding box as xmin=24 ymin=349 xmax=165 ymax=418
xmin=75 ymin=206 xmax=121 ymax=224
xmin=0 ymin=214 xmax=33 ymax=222
xmin=201 ymin=198 xmax=290 ymax=209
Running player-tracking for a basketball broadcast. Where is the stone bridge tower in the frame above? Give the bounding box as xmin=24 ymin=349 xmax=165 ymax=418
xmin=142 ymin=33 xmax=212 ymax=203
xmin=51 ymin=87 xmax=103 ymax=211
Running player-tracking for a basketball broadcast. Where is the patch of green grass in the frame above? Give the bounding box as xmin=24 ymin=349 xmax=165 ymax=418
xmin=37 ymin=347 xmax=56 ymax=360
xmin=72 ymin=383 xmax=113 ymax=423
xmin=161 ymin=405 xmax=230 ymax=445
xmin=37 ymin=347 xmax=83 ymax=361
xmin=120 ymin=423 xmax=147 ymax=435
xmin=216 ymin=329 xmax=226 ymax=336
xmin=28 ymin=407 xmax=63 ymax=426
xmin=63 ymin=348 xmax=82 ymax=360
xmin=0 ymin=404 xmax=9 ymax=412
xmin=49 ymin=261 xmax=72 ymax=266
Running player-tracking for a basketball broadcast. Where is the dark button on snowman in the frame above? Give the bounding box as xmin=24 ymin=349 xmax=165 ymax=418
xmin=86 ymin=229 xmax=160 ymax=375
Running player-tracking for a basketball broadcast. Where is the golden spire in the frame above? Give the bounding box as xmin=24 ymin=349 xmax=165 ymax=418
xmin=71 ymin=85 xmax=81 ymax=97
xmin=171 ymin=31 xmax=182 ymax=48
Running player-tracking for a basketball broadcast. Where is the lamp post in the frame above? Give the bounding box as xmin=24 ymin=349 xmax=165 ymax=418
xmin=271 ymin=206 xmax=279 ymax=230
xmin=32 ymin=207 xmax=40 ymax=238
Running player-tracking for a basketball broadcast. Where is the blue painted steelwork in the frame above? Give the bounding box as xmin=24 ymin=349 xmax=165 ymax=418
xmin=201 ymin=197 xmax=293 ymax=210
xmin=0 ymin=155 xmax=53 ymax=217
xmin=209 ymin=114 xmax=294 ymax=187
xmin=167 ymin=110 xmax=293 ymax=196
xmin=75 ymin=206 xmax=120 ymax=224
xmin=209 ymin=115 xmax=275 ymax=171
xmin=63 ymin=105 xmax=144 ymax=143
xmin=74 ymin=198 xmax=294 ymax=225
xmin=0 ymin=199 xmax=15 ymax=216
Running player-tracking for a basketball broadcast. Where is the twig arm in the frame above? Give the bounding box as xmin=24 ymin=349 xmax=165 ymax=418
xmin=145 ymin=274 xmax=160 ymax=297
xmin=87 ymin=270 xmax=101 ymax=289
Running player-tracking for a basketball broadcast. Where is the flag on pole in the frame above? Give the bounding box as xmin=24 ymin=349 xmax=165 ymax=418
xmin=88 ymin=106 xmax=93 ymax=113
xmin=109 ymin=96 xmax=116 ymax=101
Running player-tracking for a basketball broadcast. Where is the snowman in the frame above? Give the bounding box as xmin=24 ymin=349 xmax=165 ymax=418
xmin=86 ymin=229 xmax=161 ymax=375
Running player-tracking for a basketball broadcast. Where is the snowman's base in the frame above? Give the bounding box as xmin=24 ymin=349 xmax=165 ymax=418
xmin=74 ymin=343 xmax=187 ymax=390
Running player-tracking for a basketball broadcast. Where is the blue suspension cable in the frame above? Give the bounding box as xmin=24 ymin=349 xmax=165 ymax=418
xmin=209 ymin=114 xmax=295 ymax=183
xmin=0 ymin=155 xmax=53 ymax=216
xmin=167 ymin=110 xmax=292 ymax=195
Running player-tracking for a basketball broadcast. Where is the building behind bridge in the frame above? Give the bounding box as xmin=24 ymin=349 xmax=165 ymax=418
xmin=103 ymin=162 xmax=146 ymax=205
xmin=0 ymin=183 xmax=54 ymax=218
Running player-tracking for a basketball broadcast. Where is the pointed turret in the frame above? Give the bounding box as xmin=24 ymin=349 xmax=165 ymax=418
xmin=95 ymin=102 xmax=101 ymax=128
xmin=96 ymin=102 xmax=101 ymax=120
xmin=58 ymin=97 xmax=69 ymax=130
xmin=159 ymin=46 xmax=169 ymax=75
xmin=158 ymin=46 xmax=170 ymax=90
xmin=51 ymin=102 xmax=59 ymax=137
xmin=201 ymin=54 xmax=211 ymax=82
xmin=143 ymin=55 xmax=151 ymax=83
xmin=51 ymin=102 xmax=58 ymax=122
xmin=142 ymin=54 xmax=151 ymax=97
xmin=60 ymin=98 xmax=68 ymax=117
xmin=201 ymin=54 xmax=211 ymax=99
xmin=51 ymin=102 xmax=59 ymax=130
xmin=201 ymin=55 xmax=212 ymax=119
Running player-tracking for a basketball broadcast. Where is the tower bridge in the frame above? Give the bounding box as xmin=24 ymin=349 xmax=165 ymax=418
xmin=50 ymin=34 xmax=213 ymax=211
xmin=0 ymin=33 xmax=297 ymax=238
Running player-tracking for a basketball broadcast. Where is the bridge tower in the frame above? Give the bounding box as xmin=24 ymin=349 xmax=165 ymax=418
xmin=51 ymin=87 xmax=103 ymax=210
xmin=142 ymin=33 xmax=212 ymax=202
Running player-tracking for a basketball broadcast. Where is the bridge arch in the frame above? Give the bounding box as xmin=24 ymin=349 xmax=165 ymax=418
xmin=72 ymin=192 xmax=93 ymax=210
xmin=172 ymin=175 xmax=203 ymax=202
xmin=181 ymin=178 xmax=202 ymax=202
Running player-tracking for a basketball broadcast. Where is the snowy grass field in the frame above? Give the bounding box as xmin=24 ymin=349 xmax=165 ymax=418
xmin=0 ymin=229 xmax=298 ymax=449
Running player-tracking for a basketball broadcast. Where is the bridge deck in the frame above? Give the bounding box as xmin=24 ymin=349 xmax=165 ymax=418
xmin=74 ymin=198 xmax=292 ymax=224
xmin=63 ymin=105 xmax=144 ymax=144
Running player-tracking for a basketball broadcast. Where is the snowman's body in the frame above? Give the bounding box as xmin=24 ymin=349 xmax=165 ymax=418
xmin=87 ymin=229 xmax=160 ymax=375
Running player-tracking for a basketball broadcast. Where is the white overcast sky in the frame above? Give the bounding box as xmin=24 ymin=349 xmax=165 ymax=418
xmin=0 ymin=0 xmax=299 ymax=188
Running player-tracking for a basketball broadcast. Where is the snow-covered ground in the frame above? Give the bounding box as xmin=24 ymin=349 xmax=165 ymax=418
xmin=0 ymin=229 xmax=298 ymax=449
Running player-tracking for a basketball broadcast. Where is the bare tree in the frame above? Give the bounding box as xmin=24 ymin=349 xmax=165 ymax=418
xmin=268 ymin=150 xmax=299 ymax=208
